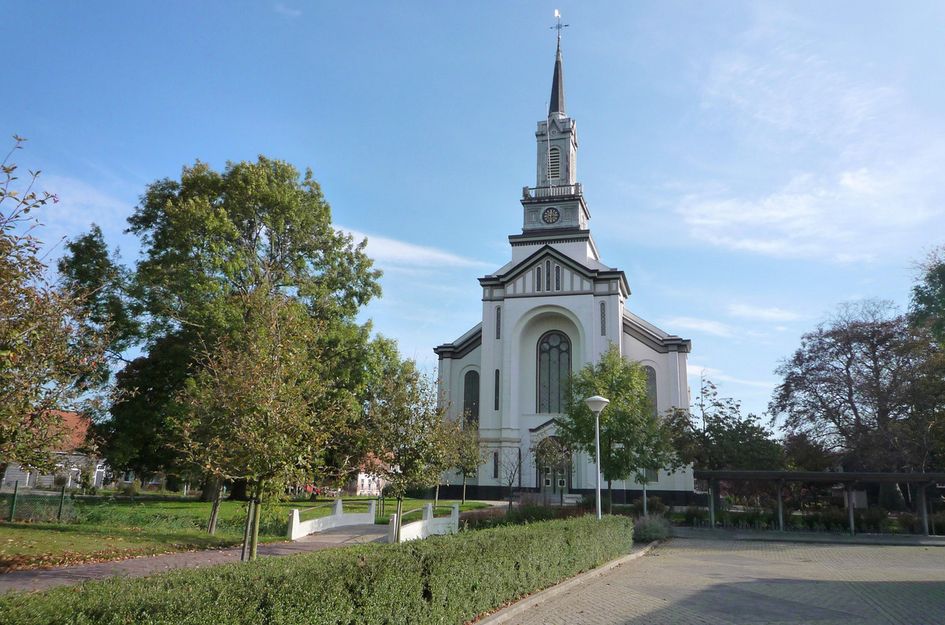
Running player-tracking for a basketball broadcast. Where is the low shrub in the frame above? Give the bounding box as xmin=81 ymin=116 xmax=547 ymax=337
xmin=630 ymin=496 xmax=667 ymax=517
xmin=633 ymin=515 xmax=670 ymax=542
xmin=0 ymin=515 xmax=633 ymax=625
xmin=683 ymin=506 xmax=708 ymax=526
xmin=461 ymin=504 xmax=586 ymax=531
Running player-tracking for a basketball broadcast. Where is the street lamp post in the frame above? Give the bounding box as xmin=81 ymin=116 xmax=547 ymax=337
xmin=584 ymin=395 xmax=610 ymax=520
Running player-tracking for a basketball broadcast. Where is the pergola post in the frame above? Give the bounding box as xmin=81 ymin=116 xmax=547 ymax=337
xmin=846 ymin=484 xmax=855 ymax=536
xmin=918 ymin=483 xmax=930 ymax=536
xmin=708 ymin=480 xmax=716 ymax=528
xmin=777 ymin=479 xmax=784 ymax=532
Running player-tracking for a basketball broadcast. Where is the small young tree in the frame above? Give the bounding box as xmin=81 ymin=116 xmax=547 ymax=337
xmin=173 ymin=291 xmax=342 ymax=561
xmin=558 ymin=344 xmax=682 ymax=513
xmin=362 ymin=356 xmax=450 ymax=541
xmin=1 ymin=137 xmax=106 ymax=476
xmin=496 ymin=446 xmax=530 ymax=511
xmin=453 ymin=424 xmax=483 ymax=504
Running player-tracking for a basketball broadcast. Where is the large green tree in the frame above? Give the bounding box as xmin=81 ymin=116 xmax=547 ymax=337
xmin=64 ymin=157 xmax=383 ymax=480
xmin=558 ymin=344 xmax=682 ymax=511
xmin=770 ymin=300 xmax=944 ymax=474
xmin=1 ymin=137 xmax=105 ymax=475
xmin=911 ymin=246 xmax=945 ymax=346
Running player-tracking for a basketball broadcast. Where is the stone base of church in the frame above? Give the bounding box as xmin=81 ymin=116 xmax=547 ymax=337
xmin=438 ymin=484 xmax=704 ymax=507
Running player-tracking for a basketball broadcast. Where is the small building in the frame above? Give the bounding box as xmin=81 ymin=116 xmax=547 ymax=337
xmin=1 ymin=411 xmax=106 ymax=490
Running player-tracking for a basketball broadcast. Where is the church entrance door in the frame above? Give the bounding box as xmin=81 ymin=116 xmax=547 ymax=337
xmin=539 ymin=464 xmax=569 ymax=505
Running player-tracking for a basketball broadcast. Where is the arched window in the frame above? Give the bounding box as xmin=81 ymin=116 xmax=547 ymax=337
xmin=463 ymin=370 xmax=479 ymax=424
xmin=548 ymin=146 xmax=561 ymax=180
xmin=554 ymin=265 xmax=561 ymax=291
xmin=537 ymin=331 xmax=571 ymax=413
xmin=644 ymin=366 xmax=658 ymax=417
xmin=495 ymin=306 xmax=501 ymax=340
xmin=545 ymin=260 xmax=552 ymax=291
xmin=600 ymin=302 xmax=606 ymax=336
xmin=536 ymin=266 xmax=542 ymax=292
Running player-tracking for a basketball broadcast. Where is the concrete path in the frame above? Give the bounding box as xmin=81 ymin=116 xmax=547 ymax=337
xmin=0 ymin=524 xmax=386 ymax=595
xmin=498 ymin=538 xmax=945 ymax=625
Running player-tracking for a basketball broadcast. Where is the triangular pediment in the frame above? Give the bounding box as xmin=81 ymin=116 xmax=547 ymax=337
xmin=479 ymin=245 xmax=629 ymax=297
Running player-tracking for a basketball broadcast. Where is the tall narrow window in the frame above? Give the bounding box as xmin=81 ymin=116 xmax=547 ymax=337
xmin=537 ymin=331 xmax=571 ymax=413
xmin=644 ymin=366 xmax=658 ymax=417
xmin=548 ymin=146 xmax=561 ymax=180
xmin=536 ymin=266 xmax=542 ymax=292
xmin=554 ymin=265 xmax=561 ymax=291
xmin=545 ymin=260 xmax=551 ymax=291
xmin=495 ymin=306 xmax=501 ymax=340
xmin=493 ymin=452 xmax=499 ymax=479
xmin=600 ymin=302 xmax=606 ymax=336
xmin=463 ymin=370 xmax=479 ymax=424
xmin=494 ymin=369 xmax=500 ymax=411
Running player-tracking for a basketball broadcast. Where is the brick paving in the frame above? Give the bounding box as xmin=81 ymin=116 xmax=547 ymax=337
xmin=0 ymin=524 xmax=386 ymax=594
xmin=505 ymin=538 xmax=945 ymax=625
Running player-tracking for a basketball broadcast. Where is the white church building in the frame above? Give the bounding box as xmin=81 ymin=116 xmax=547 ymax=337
xmin=435 ymin=39 xmax=695 ymax=504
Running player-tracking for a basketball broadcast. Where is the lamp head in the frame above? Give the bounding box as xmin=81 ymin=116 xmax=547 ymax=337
xmin=584 ymin=395 xmax=610 ymax=414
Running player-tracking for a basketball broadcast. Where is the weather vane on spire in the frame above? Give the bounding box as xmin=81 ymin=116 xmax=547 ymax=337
xmin=551 ymin=9 xmax=569 ymax=47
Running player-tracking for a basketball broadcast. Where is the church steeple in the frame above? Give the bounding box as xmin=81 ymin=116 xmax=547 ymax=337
xmin=549 ymin=41 xmax=566 ymax=116
xmin=515 ymin=16 xmax=592 ymax=247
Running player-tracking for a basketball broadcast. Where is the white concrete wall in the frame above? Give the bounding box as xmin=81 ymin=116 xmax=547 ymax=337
xmin=287 ymin=499 xmax=376 ymax=541
xmin=388 ymin=504 xmax=459 ymax=543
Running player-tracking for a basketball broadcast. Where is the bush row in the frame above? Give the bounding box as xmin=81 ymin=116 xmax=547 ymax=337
xmin=0 ymin=515 xmax=633 ymax=625
xmin=678 ymin=506 xmax=945 ymax=535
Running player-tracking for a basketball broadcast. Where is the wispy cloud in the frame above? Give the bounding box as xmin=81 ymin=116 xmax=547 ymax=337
xmin=686 ymin=364 xmax=775 ymax=390
xmin=727 ymin=303 xmax=801 ymax=322
xmin=36 ymin=174 xmax=136 ymax=253
xmin=342 ymin=227 xmax=491 ymax=270
xmin=683 ymin=7 xmax=945 ymax=263
xmin=273 ymin=3 xmax=302 ymax=18
xmin=662 ymin=316 xmax=735 ymax=338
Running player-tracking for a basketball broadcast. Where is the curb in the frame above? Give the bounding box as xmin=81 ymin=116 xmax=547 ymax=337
xmin=671 ymin=527 xmax=945 ymax=548
xmin=474 ymin=541 xmax=661 ymax=625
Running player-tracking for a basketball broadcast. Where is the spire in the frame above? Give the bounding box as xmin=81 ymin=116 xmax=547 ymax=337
xmin=549 ymin=42 xmax=566 ymax=115
xmin=549 ymin=10 xmax=568 ymax=116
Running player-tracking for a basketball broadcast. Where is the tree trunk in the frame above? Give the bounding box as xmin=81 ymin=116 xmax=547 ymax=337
xmin=240 ymin=498 xmax=254 ymax=562
xmin=508 ymin=483 xmax=514 ymax=512
xmin=462 ymin=475 xmax=467 ymax=504
xmin=207 ymin=482 xmax=222 ymax=535
xmin=248 ymin=483 xmax=263 ymax=561
xmin=395 ymin=496 xmax=404 ymax=543
xmin=199 ymin=475 xmax=218 ymax=502
xmin=434 ymin=483 xmax=440 ymax=509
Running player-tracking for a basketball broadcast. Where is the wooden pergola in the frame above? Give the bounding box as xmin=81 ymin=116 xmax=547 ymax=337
xmin=694 ymin=470 xmax=945 ymax=536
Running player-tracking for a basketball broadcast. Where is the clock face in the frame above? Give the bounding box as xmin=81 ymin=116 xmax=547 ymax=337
xmin=542 ymin=207 xmax=561 ymax=224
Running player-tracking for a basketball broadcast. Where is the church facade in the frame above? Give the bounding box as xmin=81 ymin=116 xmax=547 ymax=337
xmin=435 ymin=42 xmax=695 ymax=504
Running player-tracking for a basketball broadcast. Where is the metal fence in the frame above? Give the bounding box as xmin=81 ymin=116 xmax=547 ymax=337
xmin=0 ymin=482 xmax=77 ymax=523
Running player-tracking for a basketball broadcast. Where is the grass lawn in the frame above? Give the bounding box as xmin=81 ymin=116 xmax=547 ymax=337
xmin=0 ymin=497 xmax=489 ymax=571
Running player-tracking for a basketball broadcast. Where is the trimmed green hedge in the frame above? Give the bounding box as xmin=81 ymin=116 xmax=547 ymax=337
xmin=0 ymin=515 xmax=632 ymax=625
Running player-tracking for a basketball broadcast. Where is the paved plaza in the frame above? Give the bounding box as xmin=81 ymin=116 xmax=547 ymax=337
xmin=504 ymin=538 xmax=945 ymax=625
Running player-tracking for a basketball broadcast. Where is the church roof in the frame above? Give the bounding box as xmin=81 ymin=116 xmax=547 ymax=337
xmin=622 ymin=310 xmax=691 ymax=353
xmin=549 ymin=41 xmax=566 ymax=115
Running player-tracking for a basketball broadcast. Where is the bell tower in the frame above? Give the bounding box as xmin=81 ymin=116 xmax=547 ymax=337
xmin=520 ymin=25 xmax=590 ymax=236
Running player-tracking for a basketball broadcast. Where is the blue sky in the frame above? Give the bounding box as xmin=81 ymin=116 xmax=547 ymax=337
xmin=5 ymin=1 xmax=945 ymax=421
